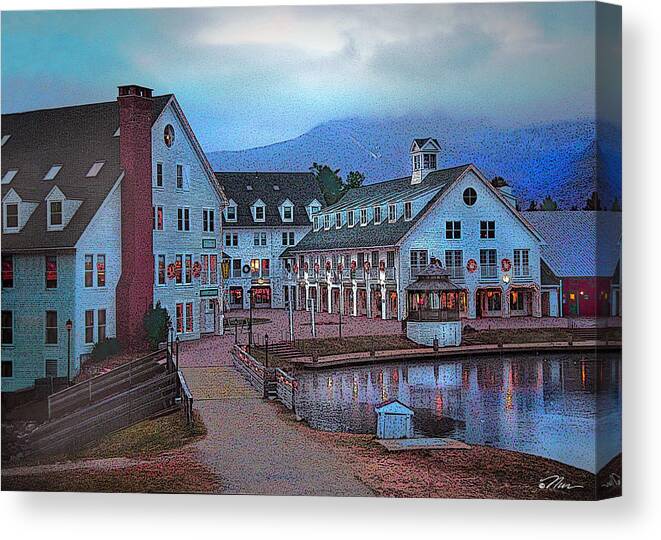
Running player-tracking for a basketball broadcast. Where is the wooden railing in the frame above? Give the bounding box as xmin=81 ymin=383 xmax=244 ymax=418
xmin=177 ymin=370 xmax=194 ymax=426
xmin=275 ymin=368 xmax=296 ymax=412
xmin=231 ymin=344 xmax=275 ymax=398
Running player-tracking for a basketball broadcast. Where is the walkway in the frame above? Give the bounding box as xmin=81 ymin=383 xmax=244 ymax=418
xmin=180 ymin=345 xmax=372 ymax=496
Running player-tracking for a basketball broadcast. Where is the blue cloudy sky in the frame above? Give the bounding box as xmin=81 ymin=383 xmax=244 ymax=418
xmin=1 ymin=3 xmax=617 ymax=151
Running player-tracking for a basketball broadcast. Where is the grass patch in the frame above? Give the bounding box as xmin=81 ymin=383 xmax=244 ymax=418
xmin=297 ymin=334 xmax=419 ymax=357
xmin=462 ymin=327 xmax=622 ymax=345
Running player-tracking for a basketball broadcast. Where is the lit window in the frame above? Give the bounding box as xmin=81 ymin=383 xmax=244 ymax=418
xmin=463 ymin=187 xmax=477 ymax=206
xmin=86 ymin=161 xmax=105 ymax=177
xmin=85 ymin=255 xmax=94 ymax=287
xmin=1 ymin=134 xmax=11 ymax=146
xmin=176 ymin=303 xmax=184 ymax=333
xmin=185 ymin=255 xmax=192 ymax=284
xmin=45 ymin=256 xmax=57 ymax=289
xmin=404 ymin=201 xmax=413 ymax=220
xmin=97 ymin=254 xmax=106 ymax=287
xmin=209 ymin=255 xmax=218 ymax=284
xmin=186 ymin=303 xmax=193 ymax=333
xmin=43 ymin=165 xmax=62 ymax=181
xmin=85 ymin=310 xmax=94 ymax=344
xmin=45 ymin=310 xmax=58 ymax=344
xmin=49 ymin=201 xmax=63 ymax=226
xmin=2 ymin=255 xmax=14 ymax=288
xmin=164 ymin=124 xmax=175 ymax=148
xmin=5 ymin=204 xmax=18 ymax=229
xmin=1 ymin=170 xmax=17 ymax=184
xmin=153 ymin=206 xmax=164 ymax=231
xmin=175 ymin=255 xmax=183 ymax=284
xmin=157 ymin=255 xmax=166 ymax=286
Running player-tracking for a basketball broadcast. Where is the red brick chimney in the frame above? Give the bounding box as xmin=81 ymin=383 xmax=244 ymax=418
xmin=116 ymin=84 xmax=154 ymax=349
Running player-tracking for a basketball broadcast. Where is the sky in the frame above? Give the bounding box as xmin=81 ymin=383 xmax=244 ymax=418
xmin=1 ymin=3 xmax=619 ymax=151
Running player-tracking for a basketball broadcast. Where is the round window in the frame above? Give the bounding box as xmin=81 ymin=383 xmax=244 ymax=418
xmin=164 ymin=124 xmax=175 ymax=148
xmin=463 ymin=187 xmax=477 ymax=206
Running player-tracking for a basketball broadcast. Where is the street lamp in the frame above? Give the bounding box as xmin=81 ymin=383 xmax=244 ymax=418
xmin=248 ymin=287 xmax=254 ymax=354
xmin=65 ymin=319 xmax=73 ymax=385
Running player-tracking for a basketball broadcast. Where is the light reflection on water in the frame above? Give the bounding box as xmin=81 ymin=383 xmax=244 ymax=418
xmin=294 ymin=352 xmax=621 ymax=473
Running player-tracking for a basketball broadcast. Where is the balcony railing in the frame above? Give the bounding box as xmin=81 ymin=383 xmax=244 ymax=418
xmin=385 ymin=267 xmax=396 ymax=281
xmin=480 ymin=264 xmax=498 ymax=280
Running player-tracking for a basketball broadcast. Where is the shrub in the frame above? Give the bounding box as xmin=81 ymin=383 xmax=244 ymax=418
xmin=91 ymin=338 xmax=122 ymax=361
xmin=143 ymin=302 xmax=171 ymax=351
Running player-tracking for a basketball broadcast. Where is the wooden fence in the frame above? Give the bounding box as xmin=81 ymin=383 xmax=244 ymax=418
xmin=177 ymin=370 xmax=194 ymax=425
xmin=231 ymin=344 xmax=275 ymax=398
xmin=275 ymin=368 xmax=296 ymax=412
xmin=47 ymin=348 xmax=168 ymax=420
xmin=30 ymin=371 xmax=178 ymax=455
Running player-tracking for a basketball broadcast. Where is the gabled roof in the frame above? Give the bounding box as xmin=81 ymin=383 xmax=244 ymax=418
xmin=411 ymin=138 xmax=441 ymax=152
xmin=522 ymin=211 xmax=621 ymax=278
xmin=374 ymin=399 xmax=414 ymax=414
xmin=215 ymin=172 xmax=325 ymax=227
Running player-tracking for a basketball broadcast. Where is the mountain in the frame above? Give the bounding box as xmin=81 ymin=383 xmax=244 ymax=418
xmin=207 ymin=114 xmax=621 ymax=209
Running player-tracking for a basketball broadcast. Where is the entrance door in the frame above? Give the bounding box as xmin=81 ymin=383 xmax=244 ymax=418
xmin=542 ymin=292 xmax=550 ymax=317
xmin=567 ymin=292 xmax=579 ymax=316
xmin=203 ymin=299 xmax=216 ymax=333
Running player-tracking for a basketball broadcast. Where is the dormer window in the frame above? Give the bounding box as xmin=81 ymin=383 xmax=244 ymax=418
xmin=2 ymin=170 xmax=17 ymax=185
xmin=423 ymin=154 xmax=437 ymax=170
xmin=44 ymin=165 xmax=62 ymax=181
xmin=324 ymin=214 xmax=331 ymax=230
xmin=280 ymin=199 xmax=294 ymax=223
xmin=5 ymin=204 xmax=18 ymax=229
xmin=86 ymin=161 xmax=105 ymax=178
xmin=49 ymin=201 xmax=63 ymax=227
xmin=255 ymin=206 xmax=265 ymax=221
xmin=335 ymin=212 xmax=342 ymax=229
xmin=360 ymin=208 xmax=368 ymax=226
xmin=374 ymin=206 xmax=382 ymax=225
xmin=251 ymin=199 xmax=266 ymax=222
xmin=388 ymin=203 xmax=397 ymax=222
xmin=404 ymin=201 xmax=413 ymax=221
xmin=347 ymin=209 xmax=355 ymax=228
xmin=226 ymin=202 xmax=237 ymax=222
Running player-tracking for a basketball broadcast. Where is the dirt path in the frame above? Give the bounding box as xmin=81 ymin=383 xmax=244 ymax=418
xmin=181 ymin=362 xmax=373 ymax=496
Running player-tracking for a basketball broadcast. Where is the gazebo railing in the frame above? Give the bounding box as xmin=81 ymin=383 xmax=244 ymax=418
xmin=407 ymin=308 xmax=460 ymax=322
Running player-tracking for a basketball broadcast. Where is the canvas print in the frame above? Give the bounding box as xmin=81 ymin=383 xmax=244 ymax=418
xmin=1 ymin=2 xmax=621 ymax=500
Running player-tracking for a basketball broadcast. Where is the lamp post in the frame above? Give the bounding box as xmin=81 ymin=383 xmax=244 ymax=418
xmin=248 ymin=288 xmax=254 ymax=354
xmin=65 ymin=319 xmax=73 ymax=385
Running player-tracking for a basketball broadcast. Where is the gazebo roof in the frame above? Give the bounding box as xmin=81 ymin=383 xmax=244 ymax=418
xmin=405 ymin=260 xmax=463 ymax=292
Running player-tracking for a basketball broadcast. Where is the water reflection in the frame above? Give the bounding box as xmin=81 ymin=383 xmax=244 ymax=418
xmin=295 ymin=352 xmax=621 ymax=473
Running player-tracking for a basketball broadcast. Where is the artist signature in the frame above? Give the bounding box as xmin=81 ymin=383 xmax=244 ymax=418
xmin=601 ymin=473 xmax=621 ymax=488
xmin=538 ymin=475 xmax=584 ymax=491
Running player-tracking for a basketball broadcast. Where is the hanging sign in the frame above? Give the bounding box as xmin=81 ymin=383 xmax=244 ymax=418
xmin=501 ymin=258 xmax=512 ymax=272
xmin=466 ymin=259 xmax=478 ymax=273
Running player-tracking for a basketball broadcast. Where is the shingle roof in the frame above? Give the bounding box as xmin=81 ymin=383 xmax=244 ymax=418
xmin=1 ymin=95 xmax=171 ymax=252
xmin=522 ymin=211 xmax=621 ymax=278
xmin=216 ymin=171 xmax=325 ymax=227
xmin=286 ymin=165 xmax=471 ymax=253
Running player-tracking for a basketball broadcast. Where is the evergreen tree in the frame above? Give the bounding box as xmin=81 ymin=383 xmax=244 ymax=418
xmin=342 ymin=171 xmax=366 ymax=192
xmin=540 ymin=195 xmax=559 ymax=211
xmin=527 ymin=200 xmax=538 ymax=211
xmin=310 ymin=163 xmax=343 ymax=205
xmin=583 ymin=191 xmax=602 ymax=211
xmin=611 ymin=197 xmax=621 ymax=211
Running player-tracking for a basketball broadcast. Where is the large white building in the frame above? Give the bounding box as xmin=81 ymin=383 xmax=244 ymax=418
xmin=284 ymin=138 xmax=549 ymax=321
xmin=217 ymin=172 xmax=324 ymax=310
xmin=1 ymin=84 xmax=226 ymax=393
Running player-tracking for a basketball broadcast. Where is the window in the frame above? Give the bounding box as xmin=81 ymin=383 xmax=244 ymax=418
xmin=45 ymin=359 xmax=58 ymax=378
xmin=209 ymin=255 xmax=218 ymax=284
xmin=413 ymin=154 xmax=421 ymax=171
xmin=463 ymin=187 xmax=477 ymax=206
xmin=335 ymin=212 xmax=342 ymax=228
xmin=85 ymin=255 xmax=94 ymax=287
xmin=164 ymin=124 xmax=175 ymax=148
xmin=360 ymin=208 xmax=368 ymax=226
xmin=2 ymin=255 xmax=13 ymax=288
xmin=1 ymin=361 xmax=12 ymax=378
xmin=5 ymin=203 xmax=18 ymax=229
xmin=153 ymin=206 xmax=164 ymax=230
xmin=176 ymin=164 xmax=184 ymax=189
xmin=186 ymin=303 xmax=193 ymax=333
xmin=157 ymin=255 xmax=166 ymax=285
xmin=185 ymin=254 xmax=193 ymax=284
xmin=283 ymin=205 xmax=293 ymax=222
xmin=480 ymin=249 xmax=498 ymax=279
xmin=45 ymin=256 xmax=57 ymax=289
xmin=176 ymin=303 xmax=184 ymax=333
xmin=225 ymin=232 xmax=238 ymax=247
xmin=155 ymin=162 xmax=163 ymax=187
xmin=254 ymin=205 xmax=265 ymax=222
xmin=374 ymin=206 xmax=382 ymax=225
xmin=514 ymin=249 xmax=531 ymax=277
xmin=423 ymin=153 xmax=437 ymax=170
xmin=1 ymin=170 xmax=17 ymax=184
xmin=232 ymin=259 xmax=242 ymax=278
xmin=175 ymin=255 xmax=183 ymax=284
xmin=446 ymin=221 xmax=461 ymax=239
xmin=510 ymin=291 xmax=525 ymax=311
xmin=371 ymin=251 xmax=379 ymax=268
xmin=45 ymin=311 xmax=58 ymax=344
xmin=480 ymin=220 xmax=496 ymax=239
xmin=324 ymin=214 xmax=331 ymax=230
xmin=445 ymin=250 xmax=464 ymax=280
xmin=388 ymin=203 xmax=397 ymax=222
xmin=226 ymin=205 xmax=237 ymax=222
xmin=282 ymin=232 xmax=295 ymax=246
xmin=386 ymin=251 xmax=395 ymax=268
xmin=347 ymin=210 xmax=355 ymax=228
xmin=253 ymin=232 xmax=266 ymax=246
xmin=43 ymin=164 xmax=62 ymax=181
xmin=229 ymin=287 xmax=243 ymax=306
xmin=85 ymin=310 xmax=94 ymax=344
xmin=49 ymin=201 xmax=63 ymax=226
xmin=203 ymin=208 xmax=215 ymax=233
xmin=2 ymin=311 xmax=13 ymax=345
xmin=250 ymin=259 xmax=260 ymax=277
xmin=261 ymin=259 xmax=270 ymax=277
xmin=410 ymin=250 xmax=428 ymax=277
xmin=177 ymin=208 xmax=190 ymax=231
xmin=404 ymin=201 xmax=413 ymax=220
xmin=487 ymin=291 xmax=502 ymax=312
xmin=86 ymin=161 xmax=105 ymax=177
xmin=313 ymin=216 xmax=320 ymax=231
xmin=97 ymin=254 xmax=106 ymax=287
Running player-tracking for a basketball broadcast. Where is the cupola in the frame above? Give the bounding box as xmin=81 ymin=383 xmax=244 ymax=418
xmin=410 ymin=138 xmax=441 ymax=185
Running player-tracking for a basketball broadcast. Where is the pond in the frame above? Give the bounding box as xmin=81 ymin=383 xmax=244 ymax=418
xmin=294 ymin=352 xmax=621 ymax=473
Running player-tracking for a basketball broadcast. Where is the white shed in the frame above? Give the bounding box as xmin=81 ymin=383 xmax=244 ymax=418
xmin=375 ymin=400 xmax=414 ymax=439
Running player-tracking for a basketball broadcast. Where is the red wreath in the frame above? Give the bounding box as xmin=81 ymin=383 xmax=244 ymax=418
xmin=192 ymin=261 xmax=202 ymax=278
xmin=350 ymin=260 xmax=357 ymax=270
xmin=293 ymin=263 xmax=299 ymax=274
xmin=466 ymin=259 xmax=478 ymax=273
xmin=325 ymin=260 xmax=331 ymax=271
xmin=364 ymin=261 xmax=371 ymax=272
xmin=379 ymin=260 xmax=385 ymax=272
xmin=501 ymin=258 xmax=512 ymax=272
xmin=167 ymin=263 xmax=176 ymax=280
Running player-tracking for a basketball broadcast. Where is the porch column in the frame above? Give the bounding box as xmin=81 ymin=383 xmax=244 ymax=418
xmin=366 ymin=284 xmax=372 ymax=319
xmin=327 ymin=285 xmax=332 ymax=314
xmin=199 ymin=299 xmax=205 ymax=335
xmin=317 ymin=285 xmax=322 ymax=312
xmin=468 ymin=288 xmax=477 ymax=319
xmin=304 ymin=283 xmax=310 ymax=311
xmin=215 ymin=298 xmax=223 ymax=336
xmin=381 ymin=284 xmax=387 ymax=320
xmin=532 ymin=286 xmax=542 ymax=318
xmin=352 ymin=283 xmax=358 ymax=316
xmin=502 ymin=286 xmax=511 ymax=318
